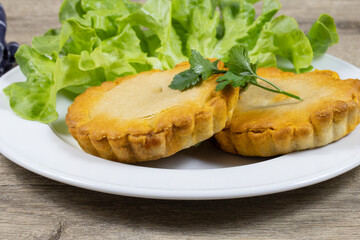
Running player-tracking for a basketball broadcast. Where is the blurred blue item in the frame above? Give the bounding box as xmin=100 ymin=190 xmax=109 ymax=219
xmin=0 ymin=4 xmax=19 ymax=76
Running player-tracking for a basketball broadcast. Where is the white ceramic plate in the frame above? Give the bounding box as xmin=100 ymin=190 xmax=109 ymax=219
xmin=0 ymin=54 xmax=360 ymax=200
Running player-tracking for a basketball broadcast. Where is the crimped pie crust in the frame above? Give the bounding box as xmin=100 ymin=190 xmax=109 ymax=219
xmin=215 ymin=67 xmax=360 ymax=157
xmin=66 ymin=61 xmax=239 ymax=163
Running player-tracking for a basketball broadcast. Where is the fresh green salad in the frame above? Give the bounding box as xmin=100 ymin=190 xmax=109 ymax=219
xmin=4 ymin=0 xmax=338 ymax=123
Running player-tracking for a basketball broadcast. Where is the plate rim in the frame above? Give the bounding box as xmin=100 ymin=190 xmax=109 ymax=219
xmin=1 ymin=137 xmax=359 ymax=200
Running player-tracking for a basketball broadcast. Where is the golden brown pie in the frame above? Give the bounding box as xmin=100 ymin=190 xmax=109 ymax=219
xmin=215 ymin=67 xmax=360 ymax=157
xmin=66 ymin=61 xmax=239 ymax=163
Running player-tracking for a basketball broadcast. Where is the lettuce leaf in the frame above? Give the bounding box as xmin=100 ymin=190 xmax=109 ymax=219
xmin=210 ymin=0 xmax=256 ymax=58
xmin=185 ymin=0 xmax=219 ymax=57
xmin=59 ymin=0 xmax=85 ymax=23
xmin=241 ymin=0 xmax=281 ymax=49
xmin=307 ymin=14 xmax=339 ymax=57
xmin=3 ymin=45 xmax=57 ymax=122
xmin=120 ymin=0 xmax=186 ymax=69
xmin=172 ymin=0 xmax=218 ymax=30
xmin=250 ymin=15 xmax=313 ymax=72
xmin=209 ymin=0 xmax=281 ymax=59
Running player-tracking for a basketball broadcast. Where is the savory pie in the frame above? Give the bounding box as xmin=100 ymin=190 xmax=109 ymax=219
xmin=66 ymin=61 xmax=239 ymax=163
xmin=215 ymin=67 xmax=360 ymax=157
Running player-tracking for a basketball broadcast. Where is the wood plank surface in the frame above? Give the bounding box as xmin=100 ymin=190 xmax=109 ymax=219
xmin=1 ymin=0 xmax=360 ymax=239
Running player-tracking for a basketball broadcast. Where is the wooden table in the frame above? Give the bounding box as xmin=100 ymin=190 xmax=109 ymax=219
xmin=1 ymin=0 xmax=360 ymax=239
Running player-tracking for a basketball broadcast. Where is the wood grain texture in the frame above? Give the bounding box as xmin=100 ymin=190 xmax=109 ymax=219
xmin=1 ymin=0 xmax=360 ymax=239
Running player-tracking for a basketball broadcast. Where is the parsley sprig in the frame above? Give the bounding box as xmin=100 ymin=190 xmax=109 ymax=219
xmin=169 ymin=45 xmax=302 ymax=101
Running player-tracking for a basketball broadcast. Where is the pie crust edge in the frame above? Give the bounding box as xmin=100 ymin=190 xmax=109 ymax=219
xmin=215 ymin=68 xmax=360 ymax=157
xmin=66 ymin=62 xmax=240 ymax=163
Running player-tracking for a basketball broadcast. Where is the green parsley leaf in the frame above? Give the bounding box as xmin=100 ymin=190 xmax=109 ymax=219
xmin=189 ymin=49 xmax=218 ymax=80
xmin=169 ymin=69 xmax=201 ymax=91
xmin=226 ymin=45 xmax=254 ymax=75
xmin=250 ymin=62 xmax=258 ymax=78
xmin=216 ymin=71 xmax=249 ymax=91
xmin=212 ymin=59 xmax=221 ymax=68
xmin=215 ymin=80 xmax=230 ymax=91
xmin=169 ymin=45 xmax=302 ymax=101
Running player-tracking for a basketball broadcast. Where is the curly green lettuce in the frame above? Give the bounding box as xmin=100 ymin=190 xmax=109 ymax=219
xmin=4 ymin=0 xmax=339 ymax=123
